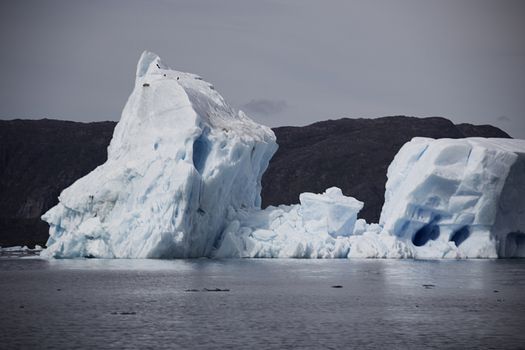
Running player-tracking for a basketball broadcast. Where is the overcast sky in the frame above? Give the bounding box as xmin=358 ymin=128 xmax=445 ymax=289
xmin=1 ymin=0 xmax=524 ymax=137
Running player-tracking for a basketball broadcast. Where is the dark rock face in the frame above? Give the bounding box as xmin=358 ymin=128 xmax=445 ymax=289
xmin=0 ymin=116 xmax=510 ymax=247
xmin=455 ymin=123 xmax=510 ymax=138
xmin=0 ymin=119 xmax=116 ymax=247
xmin=261 ymin=116 xmax=511 ymax=223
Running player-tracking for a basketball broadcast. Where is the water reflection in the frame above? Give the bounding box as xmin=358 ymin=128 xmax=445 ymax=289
xmin=1 ymin=259 xmax=524 ymax=349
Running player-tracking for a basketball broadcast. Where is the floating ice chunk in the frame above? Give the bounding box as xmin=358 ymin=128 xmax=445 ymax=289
xmin=214 ymin=187 xmax=394 ymax=258
xmin=300 ymin=187 xmax=364 ymax=238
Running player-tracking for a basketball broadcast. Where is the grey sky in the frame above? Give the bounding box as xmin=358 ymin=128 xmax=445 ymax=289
xmin=0 ymin=0 xmax=524 ymax=138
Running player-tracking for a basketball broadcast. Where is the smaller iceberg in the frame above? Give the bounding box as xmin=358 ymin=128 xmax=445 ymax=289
xmin=300 ymin=187 xmax=363 ymax=238
xmin=380 ymin=137 xmax=525 ymax=258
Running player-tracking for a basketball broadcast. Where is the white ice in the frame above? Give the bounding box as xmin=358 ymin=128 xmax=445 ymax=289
xmin=41 ymin=51 xmax=277 ymax=258
xmin=216 ymin=137 xmax=525 ymax=259
xmin=380 ymin=137 xmax=525 ymax=258
xmin=214 ymin=187 xmax=413 ymax=259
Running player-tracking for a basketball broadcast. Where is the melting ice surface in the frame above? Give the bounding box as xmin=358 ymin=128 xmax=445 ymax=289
xmin=42 ymin=51 xmax=525 ymax=259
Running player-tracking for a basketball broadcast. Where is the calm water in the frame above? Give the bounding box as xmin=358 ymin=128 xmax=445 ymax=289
xmin=1 ymin=258 xmax=524 ymax=349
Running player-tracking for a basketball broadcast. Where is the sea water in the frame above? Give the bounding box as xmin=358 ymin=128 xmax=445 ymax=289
xmin=1 ymin=258 xmax=524 ymax=349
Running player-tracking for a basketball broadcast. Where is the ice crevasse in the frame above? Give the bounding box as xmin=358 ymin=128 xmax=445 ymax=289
xmin=42 ymin=51 xmax=525 ymax=259
xmin=42 ymin=51 xmax=277 ymax=258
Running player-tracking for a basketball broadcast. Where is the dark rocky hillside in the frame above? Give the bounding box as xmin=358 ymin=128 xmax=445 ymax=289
xmin=0 ymin=117 xmax=510 ymax=247
xmin=0 ymin=119 xmax=115 ymax=246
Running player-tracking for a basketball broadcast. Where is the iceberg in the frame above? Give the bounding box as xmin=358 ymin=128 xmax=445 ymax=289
xmin=41 ymin=51 xmax=277 ymax=258
xmin=380 ymin=137 xmax=525 ymax=258
xmin=40 ymin=52 xmax=525 ymax=260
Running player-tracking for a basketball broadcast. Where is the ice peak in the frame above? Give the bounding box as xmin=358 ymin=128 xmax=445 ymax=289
xmin=136 ymin=50 xmax=168 ymax=77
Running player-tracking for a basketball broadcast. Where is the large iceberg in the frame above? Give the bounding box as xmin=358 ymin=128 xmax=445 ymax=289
xmin=380 ymin=137 xmax=525 ymax=258
xmin=42 ymin=51 xmax=277 ymax=258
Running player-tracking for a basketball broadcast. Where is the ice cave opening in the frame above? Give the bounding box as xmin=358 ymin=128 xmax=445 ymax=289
xmin=502 ymin=233 xmax=525 ymax=258
xmin=412 ymin=222 xmax=440 ymax=247
xmin=449 ymin=226 xmax=471 ymax=247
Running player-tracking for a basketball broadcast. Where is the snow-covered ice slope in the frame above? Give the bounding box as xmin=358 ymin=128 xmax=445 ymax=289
xmin=380 ymin=137 xmax=525 ymax=258
xmin=41 ymin=51 xmax=277 ymax=258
